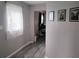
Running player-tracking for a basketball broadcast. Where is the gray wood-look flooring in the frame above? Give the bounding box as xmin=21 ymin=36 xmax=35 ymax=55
xmin=12 ymin=37 xmax=45 ymax=58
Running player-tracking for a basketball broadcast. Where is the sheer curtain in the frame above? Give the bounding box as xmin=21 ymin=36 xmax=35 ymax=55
xmin=6 ymin=3 xmax=23 ymax=37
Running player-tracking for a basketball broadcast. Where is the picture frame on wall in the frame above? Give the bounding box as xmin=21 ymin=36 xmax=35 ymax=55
xmin=58 ymin=9 xmax=66 ymax=21
xmin=48 ymin=11 xmax=54 ymax=21
xmin=69 ymin=7 xmax=79 ymax=22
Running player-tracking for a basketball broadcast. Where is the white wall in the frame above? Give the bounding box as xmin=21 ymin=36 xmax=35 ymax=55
xmin=0 ymin=1 xmax=33 ymax=57
xmin=0 ymin=2 xmax=9 ymax=57
xmin=29 ymin=4 xmax=46 ymax=41
xmin=46 ymin=1 xmax=79 ymax=58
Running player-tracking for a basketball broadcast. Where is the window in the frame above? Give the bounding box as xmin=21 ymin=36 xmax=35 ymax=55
xmin=41 ymin=13 xmax=44 ymax=24
xmin=6 ymin=3 xmax=23 ymax=36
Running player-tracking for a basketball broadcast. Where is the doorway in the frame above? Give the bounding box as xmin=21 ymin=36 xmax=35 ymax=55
xmin=34 ymin=11 xmax=46 ymax=43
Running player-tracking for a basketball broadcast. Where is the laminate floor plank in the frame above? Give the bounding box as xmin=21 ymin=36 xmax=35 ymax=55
xmin=13 ymin=37 xmax=45 ymax=58
xmin=33 ymin=45 xmax=45 ymax=58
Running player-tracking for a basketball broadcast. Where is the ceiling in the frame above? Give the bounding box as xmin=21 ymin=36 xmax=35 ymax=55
xmin=23 ymin=1 xmax=47 ymax=5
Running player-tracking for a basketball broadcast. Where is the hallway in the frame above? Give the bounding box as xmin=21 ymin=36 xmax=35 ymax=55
xmin=12 ymin=37 xmax=45 ymax=58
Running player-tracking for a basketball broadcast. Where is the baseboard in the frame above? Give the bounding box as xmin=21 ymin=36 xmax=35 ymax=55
xmin=6 ymin=41 xmax=34 ymax=58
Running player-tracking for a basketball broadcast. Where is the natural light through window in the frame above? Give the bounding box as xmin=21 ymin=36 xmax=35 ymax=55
xmin=6 ymin=3 xmax=23 ymax=36
xmin=41 ymin=14 xmax=44 ymax=24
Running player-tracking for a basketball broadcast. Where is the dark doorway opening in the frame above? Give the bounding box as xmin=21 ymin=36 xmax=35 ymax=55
xmin=34 ymin=11 xmax=46 ymax=43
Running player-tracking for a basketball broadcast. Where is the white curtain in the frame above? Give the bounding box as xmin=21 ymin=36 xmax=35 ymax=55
xmin=6 ymin=3 xmax=23 ymax=37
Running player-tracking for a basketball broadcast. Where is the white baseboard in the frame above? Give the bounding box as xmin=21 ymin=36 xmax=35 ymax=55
xmin=6 ymin=41 xmax=34 ymax=58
